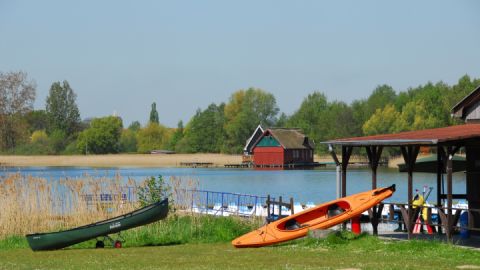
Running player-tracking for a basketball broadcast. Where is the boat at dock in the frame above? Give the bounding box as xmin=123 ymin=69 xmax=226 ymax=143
xmin=232 ymin=185 xmax=395 ymax=248
xmin=26 ymin=199 xmax=169 ymax=251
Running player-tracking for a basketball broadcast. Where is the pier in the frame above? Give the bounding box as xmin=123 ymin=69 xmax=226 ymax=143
xmin=180 ymin=162 xmax=214 ymax=168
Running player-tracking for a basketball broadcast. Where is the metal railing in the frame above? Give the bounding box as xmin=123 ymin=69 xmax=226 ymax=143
xmin=190 ymin=190 xmax=268 ymax=217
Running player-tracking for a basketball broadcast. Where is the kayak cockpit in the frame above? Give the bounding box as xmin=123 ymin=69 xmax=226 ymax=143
xmin=277 ymin=201 xmax=351 ymax=231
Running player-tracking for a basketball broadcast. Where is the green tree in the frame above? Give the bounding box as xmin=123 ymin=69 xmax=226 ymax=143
xmin=168 ymin=120 xmax=184 ymax=151
xmin=136 ymin=122 xmax=172 ymax=153
xmin=76 ymin=116 xmax=123 ymax=154
xmin=287 ymin=93 xmax=357 ymax=152
xmin=27 ymin=130 xmax=54 ymax=154
xmin=362 ymin=104 xmax=400 ymax=135
xmin=0 ymin=71 xmax=36 ymax=150
xmin=45 ymin=81 xmax=81 ymax=136
xmin=351 ymin=84 xmax=397 ymax=135
xmin=25 ymin=110 xmax=49 ymax=134
xmin=394 ymin=100 xmax=441 ymax=132
xmin=287 ymin=92 xmax=328 ymax=138
xmin=224 ymin=88 xmax=279 ymax=153
xmin=49 ymin=129 xmax=67 ymax=153
xmin=177 ymin=104 xmax=226 ymax=153
xmin=149 ymin=102 xmax=159 ymax=124
xmin=128 ymin=121 xmax=141 ymax=132
xmin=275 ymin=113 xmax=288 ymax=127
xmin=119 ymin=129 xmax=137 ymax=153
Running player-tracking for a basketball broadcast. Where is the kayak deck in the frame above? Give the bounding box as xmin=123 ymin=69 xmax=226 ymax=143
xmin=232 ymin=185 xmax=395 ymax=247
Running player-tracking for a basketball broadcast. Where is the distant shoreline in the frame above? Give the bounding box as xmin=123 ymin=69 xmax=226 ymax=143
xmin=0 ymin=154 xmax=243 ymax=168
xmin=0 ymin=153 xmax=388 ymax=168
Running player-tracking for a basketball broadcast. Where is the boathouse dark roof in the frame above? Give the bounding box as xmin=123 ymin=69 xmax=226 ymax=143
xmin=452 ymin=85 xmax=480 ymax=120
xmin=323 ymin=123 xmax=480 ymax=146
xmin=256 ymin=128 xmax=314 ymax=149
xmin=243 ymin=124 xmax=264 ymax=155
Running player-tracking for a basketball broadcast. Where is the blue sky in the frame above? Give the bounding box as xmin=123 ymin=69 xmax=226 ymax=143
xmin=1 ymin=1 xmax=479 ymax=127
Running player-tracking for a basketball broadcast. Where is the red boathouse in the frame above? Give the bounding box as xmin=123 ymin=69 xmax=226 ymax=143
xmin=252 ymin=128 xmax=314 ymax=167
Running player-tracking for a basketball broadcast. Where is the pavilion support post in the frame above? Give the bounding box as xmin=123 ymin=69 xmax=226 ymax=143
xmin=436 ymin=146 xmax=446 ymax=208
xmin=437 ymin=145 xmax=459 ymax=242
xmin=341 ymin=146 xmax=353 ymax=230
xmin=328 ymin=144 xmax=341 ymax=199
xmin=446 ymin=148 xmax=454 ymax=243
xmin=366 ymin=146 xmax=383 ymax=235
xmin=400 ymin=145 xmax=420 ymax=240
xmin=341 ymin=146 xmax=353 ymax=198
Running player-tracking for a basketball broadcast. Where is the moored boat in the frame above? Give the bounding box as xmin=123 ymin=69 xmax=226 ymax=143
xmin=232 ymin=185 xmax=395 ymax=248
xmin=26 ymin=198 xmax=169 ymax=251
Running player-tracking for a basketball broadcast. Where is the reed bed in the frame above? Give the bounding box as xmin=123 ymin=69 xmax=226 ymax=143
xmin=0 ymin=173 xmax=205 ymax=240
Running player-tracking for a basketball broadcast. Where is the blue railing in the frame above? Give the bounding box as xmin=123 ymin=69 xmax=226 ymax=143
xmin=190 ymin=190 xmax=269 ymax=217
xmin=79 ymin=187 xmax=268 ymax=217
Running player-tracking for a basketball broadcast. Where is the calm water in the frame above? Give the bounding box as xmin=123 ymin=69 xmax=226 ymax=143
xmin=0 ymin=166 xmax=466 ymax=204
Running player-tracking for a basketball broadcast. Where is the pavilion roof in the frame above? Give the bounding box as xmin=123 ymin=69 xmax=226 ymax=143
xmin=323 ymin=124 xmax=480 ymax=146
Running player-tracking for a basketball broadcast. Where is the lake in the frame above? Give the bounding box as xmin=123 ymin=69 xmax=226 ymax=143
xmin=0 ymin=166 xmax=466 ymax=204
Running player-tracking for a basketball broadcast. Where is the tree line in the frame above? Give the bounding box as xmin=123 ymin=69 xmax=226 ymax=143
xmin=0 ymin=70 xmax=478 ymax=155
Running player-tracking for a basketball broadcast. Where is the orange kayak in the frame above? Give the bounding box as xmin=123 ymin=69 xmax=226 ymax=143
xmin=232 ymin=185 xmax=395 ymax=248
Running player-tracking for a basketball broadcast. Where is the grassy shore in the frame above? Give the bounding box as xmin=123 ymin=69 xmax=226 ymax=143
xmin=1 ymin=229 xmax=480 ymax=270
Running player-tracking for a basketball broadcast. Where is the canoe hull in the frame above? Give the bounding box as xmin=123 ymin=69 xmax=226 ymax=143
xmin=232 ymin=185 xmax=395 ymax=248
xmin=26 ymin=199 xmax=168 ymax=251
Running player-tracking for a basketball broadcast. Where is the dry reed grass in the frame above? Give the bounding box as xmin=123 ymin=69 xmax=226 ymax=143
xmin=0 ymin=153 xmax=242 ymax=168
xmin=0 ymin=173 xmax=199 ymax=240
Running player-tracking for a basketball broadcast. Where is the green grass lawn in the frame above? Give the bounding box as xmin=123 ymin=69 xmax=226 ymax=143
xmin=1 ymin=215 xmax=479 ymax=270
xmin=1 ymin=232 xmax=480 ymax=270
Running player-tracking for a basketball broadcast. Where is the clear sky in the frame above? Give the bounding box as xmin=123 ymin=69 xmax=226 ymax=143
xmin=1 ymin=1 xmax=479 ymax=127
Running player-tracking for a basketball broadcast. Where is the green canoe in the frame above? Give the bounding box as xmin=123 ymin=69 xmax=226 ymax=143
xmin=26 ymin=198 xmax=168 ymax=251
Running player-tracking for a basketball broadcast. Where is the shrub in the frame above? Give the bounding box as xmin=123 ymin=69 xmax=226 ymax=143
xmin=137 ymin=175 xmax=172 ymax=208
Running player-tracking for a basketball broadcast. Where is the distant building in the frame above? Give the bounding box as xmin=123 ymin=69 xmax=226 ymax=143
xmin=252 ymin=128 xmax=314 ymax=167
xmin=452 ymin=85 xmax=480 ymax=123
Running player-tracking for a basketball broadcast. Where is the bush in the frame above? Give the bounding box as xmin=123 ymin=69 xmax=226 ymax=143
xmin=137 ymin=175 xmax=172 ymax=208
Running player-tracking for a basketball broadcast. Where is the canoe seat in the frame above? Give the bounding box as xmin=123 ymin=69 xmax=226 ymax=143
xmin=285 ymin=219 xmax=301 ymax=230
xmin=327 ymin=204 xmax=345 ymax=218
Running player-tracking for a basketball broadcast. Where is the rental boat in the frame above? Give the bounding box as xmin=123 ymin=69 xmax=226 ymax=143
xmin=232 ymin=185 xmax=395 ymax=248
xmin=26 ymin=198 xmax=169 ymax=251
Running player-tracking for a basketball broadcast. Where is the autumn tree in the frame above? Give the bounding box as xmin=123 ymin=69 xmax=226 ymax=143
xmin=0 ymin=71 xmax=36 ymax=150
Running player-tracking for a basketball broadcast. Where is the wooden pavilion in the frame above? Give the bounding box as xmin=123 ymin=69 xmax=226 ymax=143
xmin=323 ymin=86 xmax=480 ymax=242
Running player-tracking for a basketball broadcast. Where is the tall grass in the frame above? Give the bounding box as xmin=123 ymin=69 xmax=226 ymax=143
xmin=0 ymin=172 xmax=259 ymax=248
xmin=0 ymin=173 xmax=139 ymax=238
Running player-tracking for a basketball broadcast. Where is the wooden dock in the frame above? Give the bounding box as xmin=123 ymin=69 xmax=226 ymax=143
xmin=254 ymin=162 xmax=325 ymax=169
xmin=224 ymin=163 xmax=250 ymax=168
xmin=179 ymin=162 xmax=214 ymax=168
